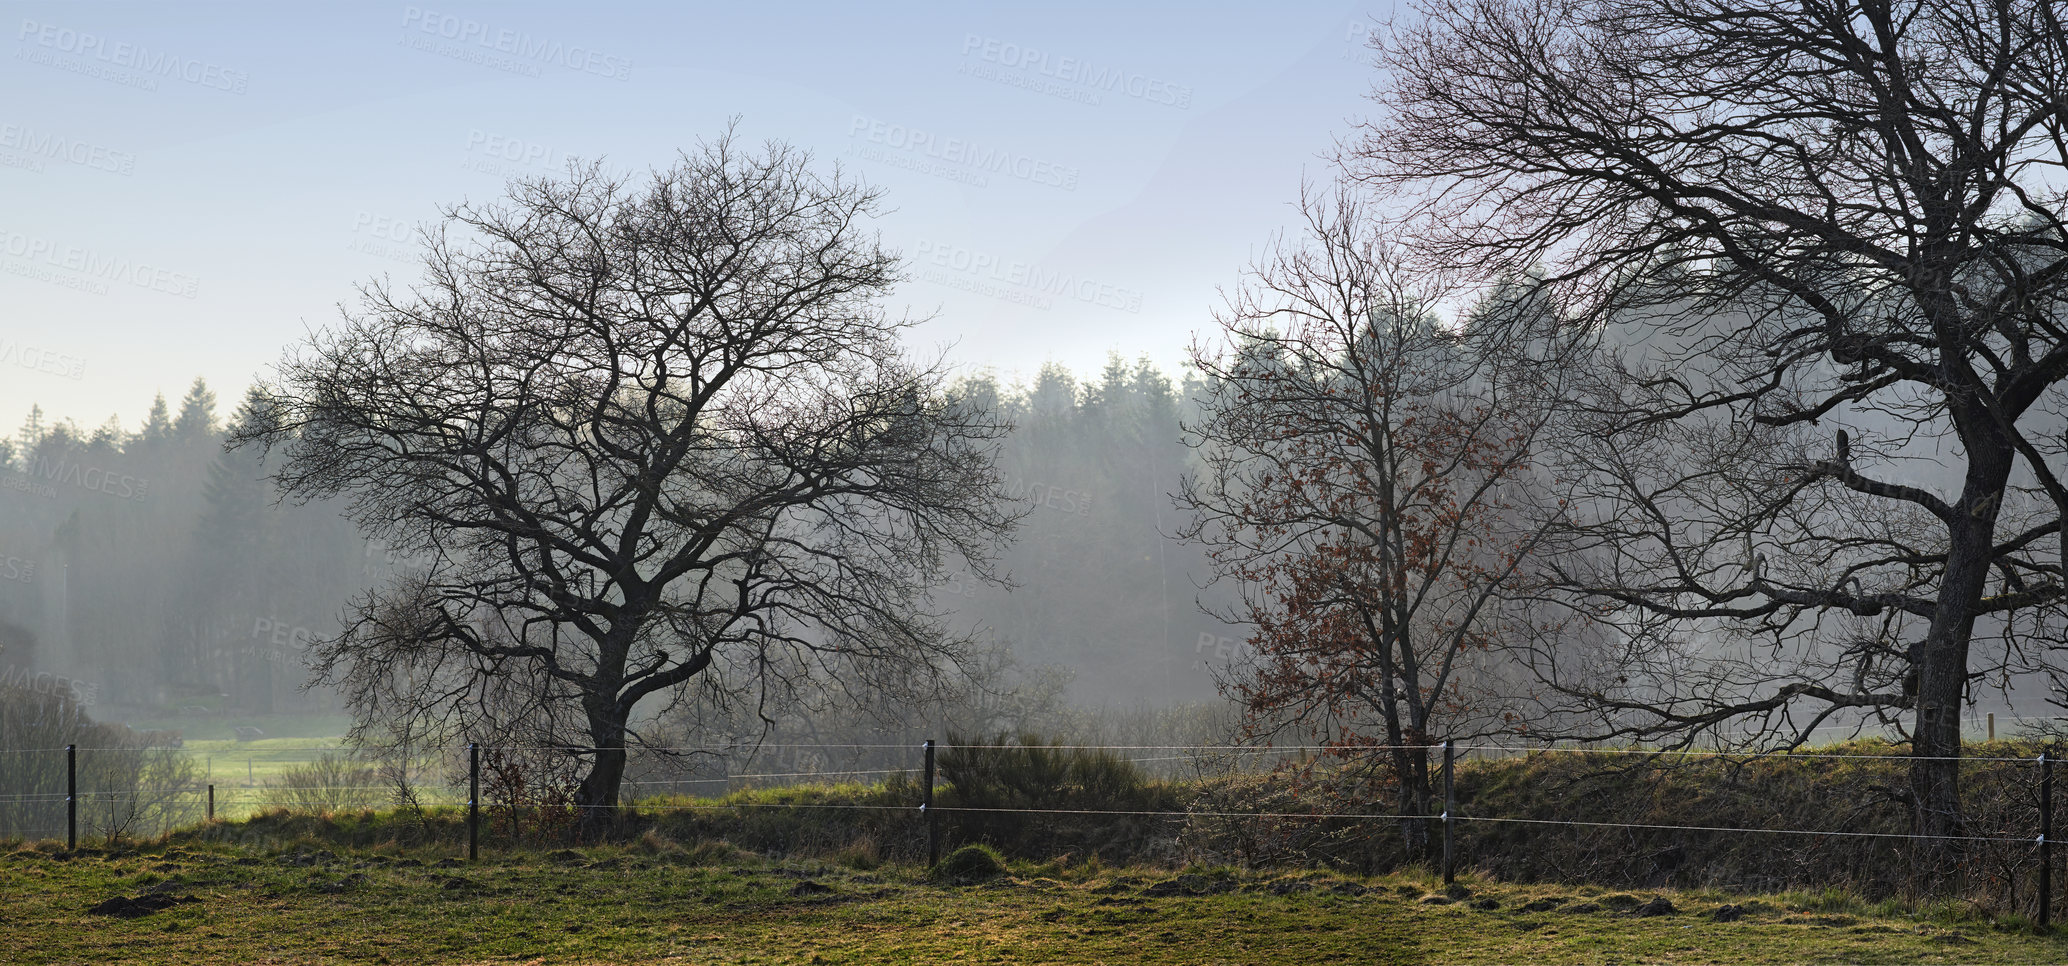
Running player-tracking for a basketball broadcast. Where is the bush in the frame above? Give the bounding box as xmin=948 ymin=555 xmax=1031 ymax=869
xmin=937 ymin=732 xmax=1182 ymax=861
xmin=264 ymin=753 xmax=381 ymax=815
xmin=0 ymin=681 xmax=201 ymax=842
xmin=643 ymin=780 xmax=926 ymax=862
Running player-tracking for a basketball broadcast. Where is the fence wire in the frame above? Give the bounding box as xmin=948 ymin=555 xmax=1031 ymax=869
xmin=4 ymin=740 xmax=2062 ymax=858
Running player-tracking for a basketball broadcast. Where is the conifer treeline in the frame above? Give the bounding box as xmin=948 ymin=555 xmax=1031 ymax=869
xmin=0 ymin=357 xmax=1238 ymax=723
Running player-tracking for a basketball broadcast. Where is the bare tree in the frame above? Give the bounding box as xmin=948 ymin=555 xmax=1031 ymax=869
xmin=1177 ymin=187 xmax=1573 ymax=852
xmin=1354 ymin=0 xmax=2068 ymax=839
xmin=234 ymin=132 xmax=1018 ymax=832
xmin=0 ymin=681 xmax=199 ymax=841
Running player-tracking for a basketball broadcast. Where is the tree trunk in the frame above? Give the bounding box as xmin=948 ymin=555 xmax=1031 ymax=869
xmin=1392 ymin=743 xmax=1433 ymax=861
xmin=1909 ymin=443 xmax=2007 ymax=870
xmin=575 ymin=745 xmax=626 ymax=839
xmin=574 ymin=706 xmax=628 ymax=839
xmin=1909 ymin=614 xmax=1970 ymax=840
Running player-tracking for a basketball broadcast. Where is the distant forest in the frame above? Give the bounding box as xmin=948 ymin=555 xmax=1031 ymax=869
xmin=0 ymin=356 xmax=1241 ymax=724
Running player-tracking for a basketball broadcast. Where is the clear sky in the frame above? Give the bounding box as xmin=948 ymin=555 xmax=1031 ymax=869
xmin=0 ymin=1 xmax=1390 ymax=431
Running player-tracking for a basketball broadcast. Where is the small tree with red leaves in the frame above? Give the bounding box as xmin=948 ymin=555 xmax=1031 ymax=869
xmin=1179 ymin=186 xmax=1573 ymax=855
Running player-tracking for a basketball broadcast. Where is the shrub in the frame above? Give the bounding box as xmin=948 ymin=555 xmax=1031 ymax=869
xmin=937 ymin=732 xmax=1181 ymax=861
xmin=0 ymin=681 xmax=201 ymax=841
xmin=643 ymin=782 xmax=925 ymax=862
xmin=264 ymin=753 xmax=381 ymax=815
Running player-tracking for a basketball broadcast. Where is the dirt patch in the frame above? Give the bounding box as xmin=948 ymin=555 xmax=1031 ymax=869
xmin=87 ymin=894 xmax=199 ymax=919
xmin=1632 ymin=897 xmax=1677 ymax=917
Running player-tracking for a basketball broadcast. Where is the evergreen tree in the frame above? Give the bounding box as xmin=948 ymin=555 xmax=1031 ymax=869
xmin=15 ymin=405 xmax=44 ymax=454
xmin=137 ymin=394 xmax=172 ymax=446
xmin=174 ymin=378 xmax=217 ymax=440
xmin=88 ymin=415 xmax=125 ymax=455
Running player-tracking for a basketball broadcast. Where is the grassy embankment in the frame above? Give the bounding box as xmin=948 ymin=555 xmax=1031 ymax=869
xmin=8 ymin=735 xmax=2068 ymax=963
xmin=45 ymin=736 xmax=2068 ymax=895
xmin=15 ymin=732 xmax=2060 ymax=963
xmin=9 ymin=831 xmax=2068 ymax=965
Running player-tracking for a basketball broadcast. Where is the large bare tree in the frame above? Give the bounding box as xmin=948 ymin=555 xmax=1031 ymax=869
xmin=234 ymin=133 xmax=1017 ymax=830
xmin=1355 ymin=0 xmax=2068 ymax=838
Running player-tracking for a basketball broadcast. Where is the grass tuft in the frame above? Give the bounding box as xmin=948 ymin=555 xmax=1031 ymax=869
xmin=929 ymin=843 xmax=1008 ymax=884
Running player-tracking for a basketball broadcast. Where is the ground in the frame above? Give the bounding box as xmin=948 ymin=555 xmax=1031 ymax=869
xmin=7 ymin=838 xmax=2068 ymax=964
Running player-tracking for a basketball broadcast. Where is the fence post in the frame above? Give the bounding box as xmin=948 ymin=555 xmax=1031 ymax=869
xmin=2043 ymin=748 xmax=2054 ymax=928
xmin=467 ymin=743 xmax=480 ymax=862
xmin=1441 ymin=740 xmax=1456 ymax=885
xmin=206 ymin=784 xmax=215 ymax=822
xmin=65 ymin=744 xmax=75 ymax=850
xmin=923 ymin=739 xmax=938 ymax=867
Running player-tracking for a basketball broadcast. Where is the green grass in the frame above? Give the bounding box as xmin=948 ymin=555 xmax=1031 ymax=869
xmin=121 ymin=714 xmax=356 ymax=743
xmin=173 ymin=737 xmax=459 ymax=822
xmin=6 ymin=832 xmax=2068 ymax=964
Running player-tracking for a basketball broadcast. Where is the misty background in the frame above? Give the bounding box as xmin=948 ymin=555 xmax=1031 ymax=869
xmin=0 ymin=2 xmax=1392 ymax=742
xmin=8 ymin=1 xmax=2050 ymax=753
xmin=0 ymin=359 xmax=1246 ymax=739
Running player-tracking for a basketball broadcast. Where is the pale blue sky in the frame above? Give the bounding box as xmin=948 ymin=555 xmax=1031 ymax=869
xmin=0 ymin=1 xmax=1389 ymax=430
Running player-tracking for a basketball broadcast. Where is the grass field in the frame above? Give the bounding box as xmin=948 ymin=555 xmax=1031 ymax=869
xmin=8 ymin=832 xmax=2068 ymax=964
xmin=121 ymin=713 xmax=357 ymax=745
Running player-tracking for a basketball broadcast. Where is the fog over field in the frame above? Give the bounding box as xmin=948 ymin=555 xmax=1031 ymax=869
xmin=0 ymin=3 xmax=1387 ymax=741
xmin=11 ymin=9 xmax=2068 ymax=957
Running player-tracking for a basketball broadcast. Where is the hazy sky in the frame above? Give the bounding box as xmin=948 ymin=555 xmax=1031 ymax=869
xmin=0 ymin=2 xmax=1389 ymax=431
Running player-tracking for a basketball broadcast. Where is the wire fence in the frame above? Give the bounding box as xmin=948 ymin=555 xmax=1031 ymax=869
xmin=3 ymin=737 xmax=2064 ymax=917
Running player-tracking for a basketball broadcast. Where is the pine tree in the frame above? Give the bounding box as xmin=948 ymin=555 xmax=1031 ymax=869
xmin=16 ymin=405 xmax=44 ymax=454
xmin=138 ymin=394 xmax=172 ymax=445
xmin=88 ymin=415 xmax=125 ymax=455
xmin=197 ymin=389 xmax=271 ymax=553
xmin=174 ymin=378 xmax=217 ymax=440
